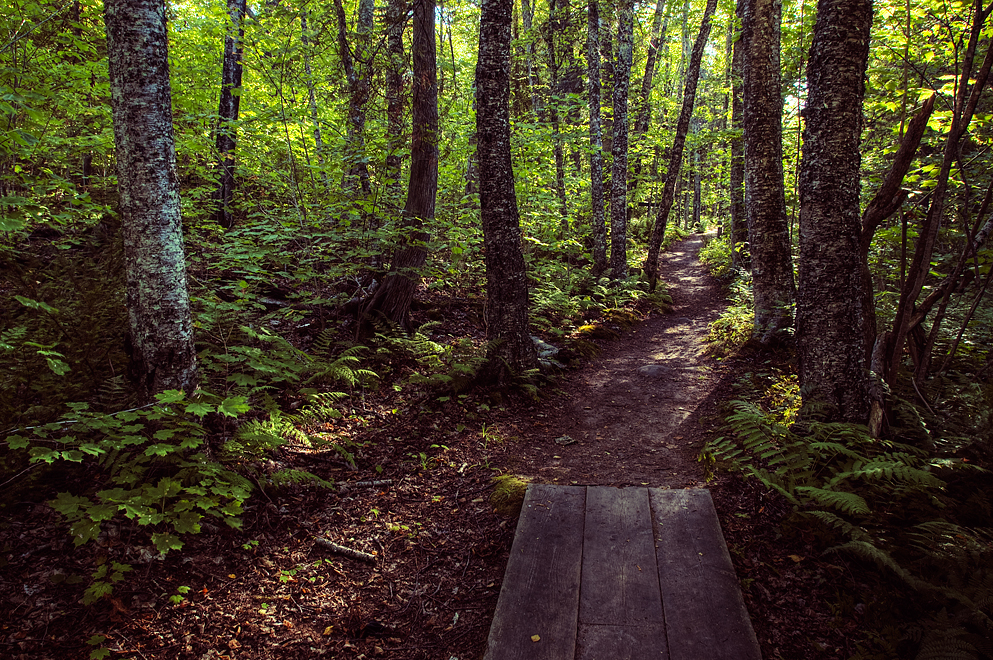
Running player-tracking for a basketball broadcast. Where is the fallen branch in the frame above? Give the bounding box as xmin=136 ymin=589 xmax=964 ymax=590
xmin=314 ymin=537 xmax=377 ymax=563
xmin=338 ymin=479 xmax=392 ymax=492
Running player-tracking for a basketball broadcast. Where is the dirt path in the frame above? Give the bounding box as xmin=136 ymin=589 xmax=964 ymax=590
xmin=497 ymin=232 xmax=732 ymax=486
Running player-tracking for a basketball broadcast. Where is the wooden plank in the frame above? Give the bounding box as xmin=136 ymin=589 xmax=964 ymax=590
xmin=580 ymin=487 xmax=665 ymax=627
xmin=650 ymin=488 xmax=763 ymax=660
xmin=576 ymin=623 xmax=669 ymax=660
xmin=483 ymin=484 xmax=587 ymax=660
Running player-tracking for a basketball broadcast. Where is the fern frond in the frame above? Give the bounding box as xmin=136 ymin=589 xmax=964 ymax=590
xmin=826 ymin=540 xmax=931 ymax=592
xmin=796 ymin=486 xmax=870 ymax=515
xmin=802 ymin=510 xmax=871 ymax=542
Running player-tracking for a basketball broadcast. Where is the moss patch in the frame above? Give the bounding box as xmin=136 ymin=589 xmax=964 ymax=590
xmin=490 ymin=475 xmax=530 ymax=518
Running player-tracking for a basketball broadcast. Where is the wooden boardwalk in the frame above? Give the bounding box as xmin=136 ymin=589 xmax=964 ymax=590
xmin=483 ymin=485 xmax=762 ymax=660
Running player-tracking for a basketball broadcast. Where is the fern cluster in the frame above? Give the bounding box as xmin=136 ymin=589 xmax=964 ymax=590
xmin=704 ymin=400 xmax=993 ymax=658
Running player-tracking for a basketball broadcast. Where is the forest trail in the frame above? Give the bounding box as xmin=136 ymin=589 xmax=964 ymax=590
xmin=498 ymin=232 xmax=732 ymax=487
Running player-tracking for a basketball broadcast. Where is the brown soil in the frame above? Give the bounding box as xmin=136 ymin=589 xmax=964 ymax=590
xmin=493 ymin=232 xmax=731 ymax=488
xmin=1 ymin=234 xmax=863 ymax=660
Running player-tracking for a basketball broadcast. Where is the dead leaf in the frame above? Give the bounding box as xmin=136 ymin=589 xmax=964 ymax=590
xmin=531 ymin=634 xmax=541 ymax=642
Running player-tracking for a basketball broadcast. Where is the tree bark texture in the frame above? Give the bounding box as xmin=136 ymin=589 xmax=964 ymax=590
xmin=743 ymin=0 xmax=795 ymax=344
xmin=643 ymin=0 xmax=719 ymax=290
xmin=213 ymin=0 xmax=246 ymax=229
xmin=104 ymin=0 xmax=197 ymax=398
xmin=730 ymin=0 xmax=747 ymax=268
xmin=588 ymin=0 xmax=608 ymax=275
xmin=476 ymin=0 xmax=539 ymax=381
xmin=360 ymin=0 xmax=438 ymax=330
xmin=796 ymin=0 xmax=872 ymax=422
xmin=384 ymin=0 xmax=408 ymax=211
xmin=609 ymin=0 xmax=633 ymax=278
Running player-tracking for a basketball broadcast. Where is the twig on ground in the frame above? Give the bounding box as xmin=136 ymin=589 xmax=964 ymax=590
xmin=338 ymin=479 xmax=392 ymax=492
xmin=314 ymin=537 xmax=377 ymax=563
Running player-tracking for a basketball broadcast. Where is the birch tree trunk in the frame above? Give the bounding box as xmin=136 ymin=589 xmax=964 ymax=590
xmin=796 ymin=0 xmax=872 ymax=422
xmin=588 ymin=0 xmax=608 ymax=275
xmin=477 ymin=0 xmax=539 ymax=382
xmin=359 ymin=0 xmax=438 ymax=330
xmin=608 ymin=0 xmax=633 ymax=278
xmin=104 ymin=0 xmax=197 ymax=398
xmin=743 ymin=0 xmax=794 ymax=344
xmin=643 ymin=0 xmax=719 ymax=290
xmin=213 ymin=0 xmax=246 ymax=229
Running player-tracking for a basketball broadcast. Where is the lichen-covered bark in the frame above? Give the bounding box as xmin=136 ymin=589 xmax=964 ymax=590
xmin=796 ymin=0 xmax=872 ymax=422
xmin=588 ymin=0 xmax=607 ymax=275
xmin=213 ymin=0 xmax=246 ymax=229
xmin=104 ymin=0 xmax=197 ymax=398
xmin=643 ymin=0 xmax=718 ymax=289
xmin=476 ymin=0 xmax=538 ymax=381
xmin=609 ymin=0 xmax=633 ymax=278
xmin=360 ymin=0 xmax=437 ymax=330
xmin=384 ymin=0 xmax=407 ymax=210
xmin=730 ymin=0 xmax=747 ymax=268
xmin=743 ymin=0 xmax=795 ymax=344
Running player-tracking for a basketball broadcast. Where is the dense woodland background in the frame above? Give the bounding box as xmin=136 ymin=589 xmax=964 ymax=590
xmin=2 ymin=0 xmax=993 ymax=657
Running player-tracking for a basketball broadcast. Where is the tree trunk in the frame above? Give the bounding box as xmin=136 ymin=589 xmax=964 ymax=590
xmin=384 ymin=0 xmax=408 ymax=213
xmin=335 ymin=0 xmax=374 ymax=196
xmin=546 ymin=0 xmax=569 ymax=221
xmin=104 ymin=0 xmax=197 ymax=399
xmin=730 ymin=0 xmax=747 ymax=268
xmin=359 ymin=0 xmax=438 ymax=331
xmin=608 ymin=0 xmax=634 ymax=278
xmin=643 ymin=0 xmax=719 ymax=290
xmin=476 ymin=0 xmax=539 ymax=382
xmin=213 ymin=0 xmax=246 ymax=229
xmin=588 ymin=0 xmax=608 ymax=275
xmin=795 ymin=0 xmax=872 ymax=423
xmin=743 ymin=0 xmax=795 ymax=344
xmin=629 ymin=0 xmax=668 ymax=196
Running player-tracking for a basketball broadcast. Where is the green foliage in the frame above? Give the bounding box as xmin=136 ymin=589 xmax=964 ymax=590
xmin=703 ymin=397 xmax=993 ymax=658
xmin=706 ymin=276 xmax=755 ymax=355
xmin=371 ymin=321 xmax=488 ymax=397
xmin=698 ymin=233 xmax=734 ymax=278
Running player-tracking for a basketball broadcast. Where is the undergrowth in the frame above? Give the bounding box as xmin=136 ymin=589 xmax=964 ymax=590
xmin=703 ymin=377 xmax=993 ymax=659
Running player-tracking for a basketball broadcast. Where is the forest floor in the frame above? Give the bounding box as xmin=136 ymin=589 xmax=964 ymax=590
xmin=1 ymin=234 xmax=865 ymax=660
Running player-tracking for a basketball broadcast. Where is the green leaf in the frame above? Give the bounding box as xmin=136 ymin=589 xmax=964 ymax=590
xmin=7 ymin=434 xmax=29 ymax=449
xmin=218 ymin=396 xmax=250 ymax=418
xmin=184 ymin=401 xmax=213 ymax=417
xmin=50 ymin=492 xmax=88 ymax=516
xmin=151 ymin=532 xmax=184 ymax=554
xmin=155 ymin=390 xmax=186 ymax=404
xmin=144 ymin=444 xmax=176 ymax=457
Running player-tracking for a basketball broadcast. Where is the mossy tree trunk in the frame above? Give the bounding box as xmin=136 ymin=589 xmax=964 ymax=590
xmin=477 ymin=0 xmax=539 ymax=382
xmin=743 ymin=0 xmax=795 ymax=344
xmin=796 ymin=0 xmax=872 ymax=422
xmin=104 ymin=0 xmax=197 ymax=399
xmin=588 ymin=0 xmax=608 ymax=275
xmin=608 ymin=0 xmax=633 ymax=278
